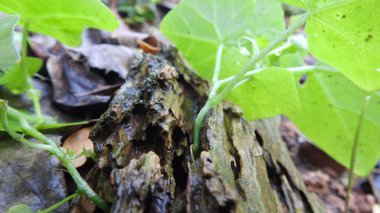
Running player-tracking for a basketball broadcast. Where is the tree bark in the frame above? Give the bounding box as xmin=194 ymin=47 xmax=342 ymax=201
xmin=73 ymin=53 xmax=327 ymax=213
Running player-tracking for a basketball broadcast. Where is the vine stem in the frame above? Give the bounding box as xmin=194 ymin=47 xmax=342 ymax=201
xmin=18 ymin=117 xmax=109 ymax=212
xmin=38 ymin=192 xmax=80 ymax=213
xmin=21 ymin=20 xmax=43 ymax=122
xmin=0 ymin=101 xmax=54 ymax=152
xmin=192 ymin=13 xmax=309 ymax=157
xmin=212 ymin=44 xmax=224 ymax=85
xmin=344 ymin=96 xmax=372 ymax=213
xmin=0 ymin=101 xmax=109 ymax=212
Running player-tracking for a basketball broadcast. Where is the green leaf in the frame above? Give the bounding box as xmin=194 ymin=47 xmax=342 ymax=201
xmin=0 ymin=0 xmax=119 ymax=46
xmin=0 ymin=57 xmax=42 ymax=94
xmin=161 ymin=0 xmax=256 ymax=80
xmin=7 ymin=204 xmax=32 ymax=213
xmin=288 ymin=69 xmax=380 ymax=176
xmin=162 ymin=0 xmax=300 ymax=120
xmin=226 ymin=68 xmax=300 ymax=120
xmin=162 ymin=0 xmax=288 ymax=80
xmin=279 ymin=53 xmax=304 ymax=68
xmin=253 ymin=0 xmax=285 ymax=41
xmin=278 ymin=0 xmax=380 ymax=91
xmin=0 ymin=14 xmax=20 ymax=70
xmin=306 ymin=0 xmax=380 ymax=91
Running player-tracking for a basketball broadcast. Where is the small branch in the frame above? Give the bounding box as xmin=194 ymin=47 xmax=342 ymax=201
xmin=344 ymin=96 xmax=372 ymax=213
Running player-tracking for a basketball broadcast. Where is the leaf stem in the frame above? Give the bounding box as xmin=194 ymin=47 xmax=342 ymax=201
xmin=39 ymin=121 xmax=90 ymax=130
xmin=38 ymin=192 xmax=80 ymax=213
xmin=344 ymin=96 xmax=372 ymax=213
xmin=218 ymin=68 xmax=265 ymax=85
xmin=192 ymin=13 xmax=309 ymax=157
xmin=0 ymin=101 xmax=109 ymax=212
xmin=212 ymin=44 xmax=224 ymax=85
xmin=268 ymin=40 xmax=292 ymax=56
xmin=191 ymin=44 xmax=225 ymax=157
xmin=6 ymin=105 xmax=89 ymax=130
xmin=287 ymin=65 xmax=337 ymax=73
xmin=21 ymin=19 xmax=43 ymax=122
xmin=17 ymin=119 xmax=110 ymax=212
xmin=0 ymin=101 xmax=54 ymax=152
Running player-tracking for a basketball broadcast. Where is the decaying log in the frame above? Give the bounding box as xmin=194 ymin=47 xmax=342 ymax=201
xmin=74 ymin=53 xmax=326 ymax=213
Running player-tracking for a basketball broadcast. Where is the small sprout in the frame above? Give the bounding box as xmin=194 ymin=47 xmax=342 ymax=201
xmin=63 ymin=127 xmax=94 ymax=168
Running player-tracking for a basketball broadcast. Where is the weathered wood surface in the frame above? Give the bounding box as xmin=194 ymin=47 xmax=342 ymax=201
xmin=75 ymin=53 xmax=326 ymax=213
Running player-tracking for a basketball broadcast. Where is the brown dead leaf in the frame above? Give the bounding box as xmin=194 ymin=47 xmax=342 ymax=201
xmin=74 ymin=44 xmax=137 ymax=79
xmin=47 ymin=53 xmax=111 ymax=107
xmin=63 ymin=128 xmax=94 ymax=168
xmin=138 ymin=36 xmax=160 ymax=54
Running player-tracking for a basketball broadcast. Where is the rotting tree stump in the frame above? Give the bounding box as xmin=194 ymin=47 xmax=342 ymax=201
xmin=71 ymin=53 xmax=327 ymax=213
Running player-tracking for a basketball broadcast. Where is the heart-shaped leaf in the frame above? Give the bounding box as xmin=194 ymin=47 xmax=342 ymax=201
xmin=0 ymin=14 xmax=19 ymax=70
xmin=0 ymin=0 xmax=119 ymax=46
xmin=0 ymin=57 xmax=42 ymax=94
xmin=289 ymin=68 xmax=380 ymax=176
xmin=278 ymin=0 xmax=380 ymax=91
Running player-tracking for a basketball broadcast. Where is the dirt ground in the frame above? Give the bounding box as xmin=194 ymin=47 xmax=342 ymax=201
xmin=280 ymin=117 xmax=379 ymax=213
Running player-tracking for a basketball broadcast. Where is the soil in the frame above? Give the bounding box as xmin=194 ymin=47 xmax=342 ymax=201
xmin=280 ymin=117 xmax=378 ymax=213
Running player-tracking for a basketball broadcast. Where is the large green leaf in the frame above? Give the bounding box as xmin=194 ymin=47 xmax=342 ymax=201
xmin=253 ymin=0 xmax=285 ymax=42
xmin=0 ymin=57 xmax=43 ymax=94
xmin=0 ymin=14 xmax=19 ymax=70
xmin=161 ymin=0 xmax=288 ymax=80
xmin=227 ymin=68 xmax=300 ymax=120
xmin=161 ymin=0 xmax=300 ymax=119
xmin=0 ymin=0 xmax=119 ymax=46
xmin=161 ymin=0 xmax=256 ymax=80
xmin=288 ymin=69 xmax=380 ymax=176
xmin=279 ymin=0 xmax=380 ymax=91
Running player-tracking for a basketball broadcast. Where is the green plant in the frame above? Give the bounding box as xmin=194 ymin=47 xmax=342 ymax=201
xmin=0 ymin=14 xmax=19 ymax=70
xmin=345 ymin=96 xmax=372 ymax=213
xmin=118 ymin=0 xmax=160 ymax=24
xmin=0 ymin=0 xmax=119 ymax=212
xmin=161 ymin=0 xmax=380 ymax=177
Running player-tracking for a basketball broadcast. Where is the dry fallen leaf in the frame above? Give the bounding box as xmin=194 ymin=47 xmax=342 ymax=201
xmin=138 ymin=36 xmax=160 ymax=54
xmin=63 ymin=127 xmax=94 ymax=168
xmin=73 ymin=44 xmax=137 ymax=79
xmin=47 ymin=54 xmax=111 ymax=107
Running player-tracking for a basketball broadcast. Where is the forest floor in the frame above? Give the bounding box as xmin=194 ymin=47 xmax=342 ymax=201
xmin=1 ymin=1 xmax=379 ymax=212
xmin=280 ymin=117 xmax=379 ymax=213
